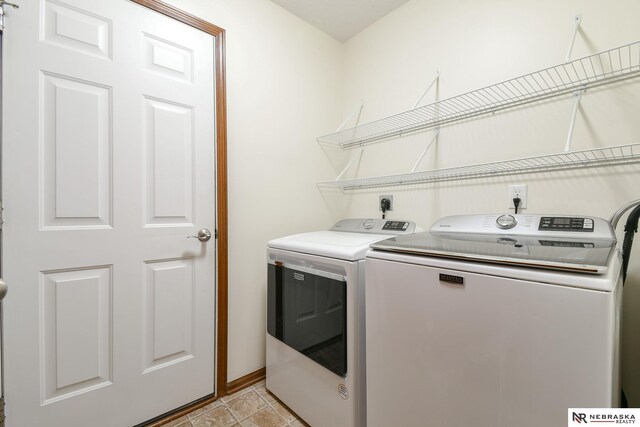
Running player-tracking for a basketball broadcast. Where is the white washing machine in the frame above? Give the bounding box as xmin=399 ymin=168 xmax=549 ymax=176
xmin=266 ymin=219 xmax=416 ymax=427
xmin=365 ymin=214 xmax=622 ymax=427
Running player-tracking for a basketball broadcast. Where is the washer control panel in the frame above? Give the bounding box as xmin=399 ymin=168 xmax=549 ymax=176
xmin=430 ymin=214 xmax=614 ymax=240
xmin=539 ymin=216 xmax=594 ymax=232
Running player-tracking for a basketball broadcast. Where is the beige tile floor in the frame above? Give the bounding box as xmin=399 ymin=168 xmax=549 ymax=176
xmin=162 ymin=380 xmax=310 ymax=427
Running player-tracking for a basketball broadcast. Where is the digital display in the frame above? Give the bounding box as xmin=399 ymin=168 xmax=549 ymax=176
xmin=539 ymin=240 xmax=592 ymax=248
xmin=539 ymin=216 xmax=592 ymax=232
xmin=553 ymin=218 xmax=571 ymax=225
xmin=383 ymin=221 xmax=408 ymax=231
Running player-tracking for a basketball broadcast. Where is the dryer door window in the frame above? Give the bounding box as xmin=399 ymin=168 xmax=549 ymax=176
xmin=267 ymin=263 xmax=347 ymax=377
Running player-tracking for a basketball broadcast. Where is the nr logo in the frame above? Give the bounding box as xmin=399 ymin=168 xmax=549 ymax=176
xmin=573 ymin=412 xmax=588 ymax=423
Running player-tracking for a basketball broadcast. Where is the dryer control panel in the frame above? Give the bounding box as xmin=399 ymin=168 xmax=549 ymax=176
xmin=330 ymin=218 xmax=416 ymax=235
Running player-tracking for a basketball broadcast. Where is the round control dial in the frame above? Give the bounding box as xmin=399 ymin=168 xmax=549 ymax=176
xmin=496 ymin=214 xmax=517 ymax=229
xmin=362 ymin=219 xmax=374 ymax=229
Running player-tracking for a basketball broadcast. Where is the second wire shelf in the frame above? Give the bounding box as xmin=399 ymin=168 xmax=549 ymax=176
xmin=318 ymin=143 xmax=640 ymax=190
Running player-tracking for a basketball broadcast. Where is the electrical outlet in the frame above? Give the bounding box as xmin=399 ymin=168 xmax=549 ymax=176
xmin=508 ymin=185 xmax=527 ymax=210
xmin=379 ymin=195 xmax=393 ymax=211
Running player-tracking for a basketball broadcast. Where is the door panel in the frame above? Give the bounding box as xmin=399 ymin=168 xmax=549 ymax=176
xmin=143 ymin=33 xmax=193 ymax=82
xmin=42 ymin=0 xmax=112 ymax=59
xmin=42 ymin=73 xmax=112 ymax=228
xmin=41 ymin=266 xmax=112 ymax=403
xmin=144 ymin=97 xmax=194 ymax=225
xmin=2 ymin=0 xmax=216 ymax=425
xmin=144 ymin=258 xmax=195 ymax=371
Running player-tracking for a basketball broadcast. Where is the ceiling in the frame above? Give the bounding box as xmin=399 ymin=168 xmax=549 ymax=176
xmin=269 ymin=0 xmax=410 ymax=43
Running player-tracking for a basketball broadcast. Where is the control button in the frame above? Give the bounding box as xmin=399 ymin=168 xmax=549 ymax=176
xmin=496 ymin=214 xmax=517 ymax=229
xmin=584 ymin=223 xmax=593 ymax=229
xmin=363 ymin=219 xmax=374 ymax=229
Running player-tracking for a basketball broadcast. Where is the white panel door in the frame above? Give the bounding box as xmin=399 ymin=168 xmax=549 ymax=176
xmin=2 ymin=0 xmax=216 ymax=425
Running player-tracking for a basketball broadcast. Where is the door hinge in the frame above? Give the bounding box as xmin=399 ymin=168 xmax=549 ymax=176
xmin=0 ymin=202 xmax=4 ymax=229
xmin=0 ymin=396 xmax=6 ymax=427
xmin=215 ymin=228 xmax=218 ymax=239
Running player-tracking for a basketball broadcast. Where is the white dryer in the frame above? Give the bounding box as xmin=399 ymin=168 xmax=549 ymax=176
xmin=266 ymin=219 xmax=416 ymax=427
xmin=365 ymin=214 xmax=621 ymax=427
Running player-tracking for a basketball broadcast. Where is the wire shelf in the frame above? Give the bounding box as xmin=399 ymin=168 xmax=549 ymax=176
xmin=317 ymin=144 xmax=640 ymax=190
xmin=318 ymin=41 xmax=640 ymax=148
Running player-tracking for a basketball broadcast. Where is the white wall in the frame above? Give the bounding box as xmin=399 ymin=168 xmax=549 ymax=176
xmin=162 ymin=0 xmax=343 ymax=382
xmin=337 ymin=0 xmax=640 ymax=405
xmin=159 ymin=0 xmax=640 ymax=404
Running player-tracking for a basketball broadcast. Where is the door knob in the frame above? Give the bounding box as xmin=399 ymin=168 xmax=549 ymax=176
xmin=188 ymin=228 xmax=212 ymax=242
xmin=0 ymin=278 xmax=7 ymax=300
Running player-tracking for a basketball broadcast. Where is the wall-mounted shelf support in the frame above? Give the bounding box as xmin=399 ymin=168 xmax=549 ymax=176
xmin=564 ymin=90 xmax=584 ymax=153
xmin=565 ymin=14 xmax=583 ymax=62
xmin=411 ymin=128 xmax=440 ymax=172
xmin=564 ymin=90 xmax=584 ymax=152
xmin=332 ymin=101 xmax=366 ymax=180
xmin=412 ymin=70 xmax=440 ymax=110
xmin=335 ymin=147 xmax=364 ymax=181
xmin=335 ymin=100 xmax=364 ymax=133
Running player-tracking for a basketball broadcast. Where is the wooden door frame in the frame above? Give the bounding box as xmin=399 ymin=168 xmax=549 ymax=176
xmin=132 ymin=0 xmax=228 ymax=401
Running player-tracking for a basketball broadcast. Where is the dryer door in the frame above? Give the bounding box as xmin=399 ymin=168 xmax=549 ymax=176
xmin=267 ymin=262 xmax=347 ymax=377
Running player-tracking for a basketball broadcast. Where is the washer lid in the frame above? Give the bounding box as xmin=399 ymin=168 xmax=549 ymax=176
xmin=268 ymin=230 xmax=393 ymax=261
xmin=371 ymin=232 xmax=615 ymax=274
xmin=371 ymin=215 xmax=616 ymax=274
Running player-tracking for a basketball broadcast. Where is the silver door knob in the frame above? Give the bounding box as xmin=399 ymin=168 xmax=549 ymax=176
xmin=0 ymin=278 xmax=7 ymax=300
xmin=188 ymin=228 xmax=212 ymax=242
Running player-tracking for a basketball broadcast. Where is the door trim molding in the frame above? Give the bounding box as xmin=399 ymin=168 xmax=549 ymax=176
xmin=131 ymin=0 xmax=229 ymax=399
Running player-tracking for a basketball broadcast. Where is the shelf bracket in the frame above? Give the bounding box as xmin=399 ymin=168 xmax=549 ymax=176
xmin=336 ymin=100 xmax=364 ymax=132
xmin=564 ymin=90 xmax=584 ymax=152
xmin=333 ymin=101 xmax=365 ymax=180
xmin=412 ymin=70 xmax=440 ymax=110
xmin=335 ymin=147 xmax=365 ymax=181
xmin=565 ymin=14 xmax=582 ymax=62
xmin=411 ymin=128 xmax=440 ymax=172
